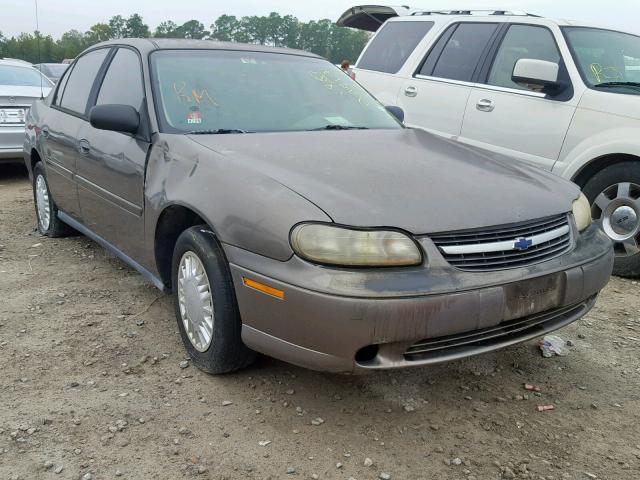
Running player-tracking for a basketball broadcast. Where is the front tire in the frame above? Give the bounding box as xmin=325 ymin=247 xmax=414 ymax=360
xmin=582 ymin=162 xmax=640 ymax=277
xmin=171 ymin=226 xmax=256 ymax=374
xmin=32 ymin=162 xmax=73 ymax=238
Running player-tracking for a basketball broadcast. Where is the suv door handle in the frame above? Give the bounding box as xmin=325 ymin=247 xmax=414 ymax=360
xmin=404 ymin=86 xmax=418 ymax=98
xmin=41 ymin=126 xmax=50 ymax=138
xmin=78 ymin=139 xmax=91 ymax=155
xmin=476 ymin=99 xmax=495 ymax=112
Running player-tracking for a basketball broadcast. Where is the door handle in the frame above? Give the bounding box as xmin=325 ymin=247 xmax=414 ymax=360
xmin=476 ymin=99 xmax=495 ymax=112
xmin=404 ymin=86 xmax=418 ymax=98
xmin=41 ymin=126 xmax=50 ymax=138
xmin=78 ymin=139 xmax=91 ymax=155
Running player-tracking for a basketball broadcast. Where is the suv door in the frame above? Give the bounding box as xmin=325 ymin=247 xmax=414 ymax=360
xmin=399 ymin=22 xmax=500 ymax=137
xmin=76 ymin=47 xmax=150 ymax=259
xmin=44 ymin=48 xmax=109 ymax=219
xmin=460 ymin=24 xmax=578 ymax=170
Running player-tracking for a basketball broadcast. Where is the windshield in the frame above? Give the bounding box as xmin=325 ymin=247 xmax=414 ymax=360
xmin=150 ymin=49 xmax=401 ymax=133
xmin=563 ymin=27 xmax=640 ymax=94
xmin=0 ymin=65 xmax=53 ymax=87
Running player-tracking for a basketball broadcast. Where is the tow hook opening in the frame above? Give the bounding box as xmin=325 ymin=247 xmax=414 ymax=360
xmin=355 ymin=344 xmax=379 ymax=364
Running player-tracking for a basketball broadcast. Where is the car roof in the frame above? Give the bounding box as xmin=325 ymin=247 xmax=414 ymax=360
xmin=85 ymin=38 xmax=322 ymax=59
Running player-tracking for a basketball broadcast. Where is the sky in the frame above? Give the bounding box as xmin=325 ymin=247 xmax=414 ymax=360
xmin=2 ymin=0 xmax=639 ymax=38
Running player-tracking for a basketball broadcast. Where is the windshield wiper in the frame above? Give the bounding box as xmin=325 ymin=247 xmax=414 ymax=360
xmin=594 ymin=82 xmax=640 ymax=89
xmin=188 ymin=129 xmax=251 ymax=134
xmin=308 ymin=125 xmax=369 ymax=131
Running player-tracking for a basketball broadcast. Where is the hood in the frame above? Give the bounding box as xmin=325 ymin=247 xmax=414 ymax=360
xmin=336 ymin=5 xmax=413 ymax=32
xmin=0 ymin=85 xmax=51 ymax=105
xmin=189 ymin=129 xmax=579 ymax=234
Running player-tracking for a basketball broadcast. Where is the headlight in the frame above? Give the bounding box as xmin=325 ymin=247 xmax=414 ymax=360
xmin=572 ymin=193 xmax=592 ymax=232
xmin=290 ymin=223 xmax=422 ymax=267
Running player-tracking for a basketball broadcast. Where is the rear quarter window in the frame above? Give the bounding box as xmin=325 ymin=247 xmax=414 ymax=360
xmin=357 ymin=21 xmax=434 ymax=74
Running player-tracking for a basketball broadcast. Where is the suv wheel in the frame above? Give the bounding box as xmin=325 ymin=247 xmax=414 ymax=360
xmin=582 ymin=162 xmax=640 ymax=277
xmin=171 ymin=226 xmax=256 ymax=374
xmin=32 ymin=162 xmax=73 ymax=237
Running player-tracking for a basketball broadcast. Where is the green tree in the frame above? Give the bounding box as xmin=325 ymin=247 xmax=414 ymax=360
xmin=108 ymin=15 xmax=127 ymax=38
xmin=176 ymin=20 xmax=208 ymax=40
xmin=85 ymin=23 xmax=113 ymax=44
xmin=125 ymin=14 xmax=150 ymax=38
xmin=210 ymin=15 xmax=241 ymax=42
xmin=154 ymin=20 xmax=179 ymax=38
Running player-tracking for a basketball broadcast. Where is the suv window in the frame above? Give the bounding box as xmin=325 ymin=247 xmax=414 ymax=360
xmin=488 ymin=25 xmax=561 ymax=90
xmin=59 ymin=49 xmax=109 ymax=114
xmin=358 ymin=21 xmax=434 ymax=74
xmin=425 ymin=23 xmax=498 ymax=82
xmin=97 ymin=48 xmax=144 ymax=110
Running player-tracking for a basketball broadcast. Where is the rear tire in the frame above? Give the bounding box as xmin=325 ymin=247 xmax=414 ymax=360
xmin=32 ymin=162 xmax=73 ymax=238
xmin=171 ymin=226 xmax=256 ymax=374
xmin=582 ymin=162 xmax=640 ymax=278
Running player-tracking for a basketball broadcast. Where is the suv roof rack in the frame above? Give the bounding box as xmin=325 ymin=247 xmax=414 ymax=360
xmin=410 ymin=10 xmax=540 ymax=17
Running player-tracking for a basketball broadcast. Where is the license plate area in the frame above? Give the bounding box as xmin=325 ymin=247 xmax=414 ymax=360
xmin=503 ymin=273 xmax=565 ymax=320
xmin=0 ymin=107 xmax=28 ymax=125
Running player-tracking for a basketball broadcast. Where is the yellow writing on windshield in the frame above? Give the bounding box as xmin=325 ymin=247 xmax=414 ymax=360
xmin=590 ymin=63 xmax=623 ymax=83
xmin=172 ymin=81 xmax=219 ymax=107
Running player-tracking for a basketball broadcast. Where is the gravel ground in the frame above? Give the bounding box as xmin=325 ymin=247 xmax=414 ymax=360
xmin=1 ymin=164 xmax=639 ymax=480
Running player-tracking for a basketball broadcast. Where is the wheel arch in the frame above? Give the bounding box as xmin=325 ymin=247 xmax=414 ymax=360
xmin=571 ymin=153 xmax=640 ymax=188
xmin=153 ymin=202 xmax=221 ymax=289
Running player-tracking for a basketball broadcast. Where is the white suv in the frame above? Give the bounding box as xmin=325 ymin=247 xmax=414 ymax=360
xmin=338 ymin=6 xmax=640 ymax=276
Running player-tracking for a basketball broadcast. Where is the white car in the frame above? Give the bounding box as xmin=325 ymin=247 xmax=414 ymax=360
xmin=338 ymin=6 xmax=640 ymax=276
xmin=0 ymin=58 xmax=53 ymax=162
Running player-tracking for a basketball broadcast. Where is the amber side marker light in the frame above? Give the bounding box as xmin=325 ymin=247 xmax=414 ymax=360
xmin=242 ymin=277 xmax=285 ymax=300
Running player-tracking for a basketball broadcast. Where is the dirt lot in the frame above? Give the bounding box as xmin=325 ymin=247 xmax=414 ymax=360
xmin=1 ymin=164 xmax=639 ymax=480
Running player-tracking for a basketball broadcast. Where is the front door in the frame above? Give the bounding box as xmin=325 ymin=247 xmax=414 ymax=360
xmin=75 ymin=47 xmax=150 ymax=260
xmin=460 ymin=24 xmax=579 ymax=170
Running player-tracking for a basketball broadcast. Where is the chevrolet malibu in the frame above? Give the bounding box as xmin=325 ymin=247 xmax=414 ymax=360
xmin=24 ymin=39 xmax=614 ymax=374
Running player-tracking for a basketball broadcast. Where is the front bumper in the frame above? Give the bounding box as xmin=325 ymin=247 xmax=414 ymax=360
xmin=0 ymin=126 xmax=26 ymax=161
xmin=226 ymin=224 xmax=614 ymax=373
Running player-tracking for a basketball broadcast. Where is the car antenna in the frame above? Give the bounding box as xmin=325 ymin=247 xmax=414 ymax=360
xmin=35 ymin=0 xmax=44 ymax=99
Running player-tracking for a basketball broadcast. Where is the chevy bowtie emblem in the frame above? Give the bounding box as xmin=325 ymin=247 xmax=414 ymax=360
xmin=514 ymin=237 xmax=533 ymax=251
xmin=8 ymin=96 xmax=16 ymax=103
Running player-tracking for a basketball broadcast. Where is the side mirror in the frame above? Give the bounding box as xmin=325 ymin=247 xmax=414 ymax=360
xmin=89 ymin=104 xmax=140 ymax=134
xmin=512 ymin=58 xmax=564 ymax=95
xmin=385 ymin=105 xmax=405 ymax=123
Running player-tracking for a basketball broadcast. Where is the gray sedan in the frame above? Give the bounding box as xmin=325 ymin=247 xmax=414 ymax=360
xmin=1 ymin=59 xmax=52 ymax=162
xmin=24 ymin=39 xmax=613 ymax=374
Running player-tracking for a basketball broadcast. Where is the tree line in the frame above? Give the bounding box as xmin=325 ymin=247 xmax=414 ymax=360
xmin=0 ymin=13 xmax=370 ymax=64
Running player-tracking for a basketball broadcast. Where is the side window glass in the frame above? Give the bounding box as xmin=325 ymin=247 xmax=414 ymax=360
xmin=430 ymin=23 xmax=498 ymax=82
xmin=96 ymin=48 xmax=144 ymax=110
xmin=488 ymin=25 xmax=561 ymax=90
xmin=357 ymin=21 xmax=434 ymax=74
xmin=53 ymin=64 xmax=73 ymax=105
xmin=59 ymin=49 xmax=109 ymax=114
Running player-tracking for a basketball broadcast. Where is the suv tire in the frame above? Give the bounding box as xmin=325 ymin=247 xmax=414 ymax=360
xmin=32 ymin=162 xmax=74 ymax=238
xmin=582 ymin=162 xmax=640 ymax=278
xmin=171 ymin=226 xmax=257 ymax=374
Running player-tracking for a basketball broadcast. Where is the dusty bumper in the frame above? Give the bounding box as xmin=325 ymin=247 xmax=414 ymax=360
xmin=0 ymin=127 xmax=26 ymax=161
xmin=227 ymin=226 xmax=614 ymax=373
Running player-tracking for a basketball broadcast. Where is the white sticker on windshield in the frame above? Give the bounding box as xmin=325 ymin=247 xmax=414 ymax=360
xmin=324 ymin=116 xmax=350 ymax=126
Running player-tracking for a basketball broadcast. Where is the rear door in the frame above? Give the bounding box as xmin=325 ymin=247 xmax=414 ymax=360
xmin=460 ymin=24 xmax=578 ymax=170
xmin=354 ymin=20 xmax=435 ymax=106
xmin=398 ymin=22 xmax=501 ymax=137
xmin=44 ymin=48 xmax=110 ymax=219
xmin=76 ymin=47 xmax=150 ymax=259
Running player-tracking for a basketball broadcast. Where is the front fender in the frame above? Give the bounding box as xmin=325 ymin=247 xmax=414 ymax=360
xmin=554 ymin=115 xmax=640 ymax=180
xmin=144 ymin=135 xmax=331 ymax=263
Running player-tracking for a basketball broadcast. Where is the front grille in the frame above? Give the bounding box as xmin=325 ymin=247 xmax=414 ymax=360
xmin=430 ymin=214 xmax=572 ymax=271
xmin=404 ymin=299 xmax=590 ymax=362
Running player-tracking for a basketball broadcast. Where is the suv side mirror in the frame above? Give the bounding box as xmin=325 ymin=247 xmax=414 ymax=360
xmin=89 ymin=104 xmax=140 ymax=134
xmin=385 ymin=105 xmax=405 ymax=123
xmin=512 ymin=59 xmax=565 ymax=95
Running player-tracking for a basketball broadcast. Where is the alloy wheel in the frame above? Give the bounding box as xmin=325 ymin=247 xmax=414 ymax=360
xmin=177 ymin=251 xmax=215 ymax=352
xmin=592 ymin=182 xmax=640 ymax=256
